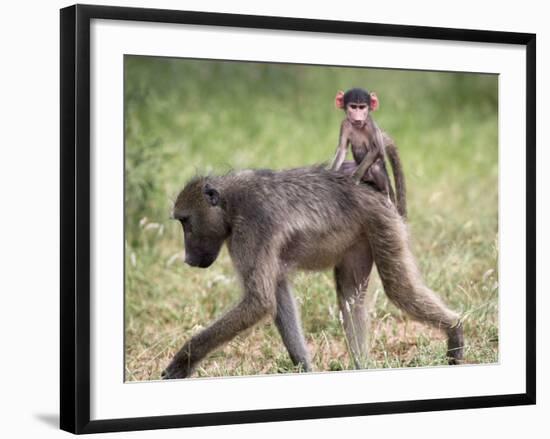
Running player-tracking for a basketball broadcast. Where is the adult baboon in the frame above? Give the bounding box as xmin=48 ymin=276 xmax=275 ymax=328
xmin=162 ymin=166 xmax=463 ymax=379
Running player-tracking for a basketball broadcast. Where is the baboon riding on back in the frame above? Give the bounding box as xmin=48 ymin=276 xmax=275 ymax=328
xmin=162 ymin=165 xmax=463 ymax=379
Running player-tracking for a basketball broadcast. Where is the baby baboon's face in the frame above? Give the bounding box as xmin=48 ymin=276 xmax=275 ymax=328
xmin=345 ymin=101 xmax=369 ymax=128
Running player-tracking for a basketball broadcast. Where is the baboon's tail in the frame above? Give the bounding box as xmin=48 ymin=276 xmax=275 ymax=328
xmin=385 ymin=143 xmax=407 ymax=219
xmin=363 ymin=196 xmax=463 ymax=363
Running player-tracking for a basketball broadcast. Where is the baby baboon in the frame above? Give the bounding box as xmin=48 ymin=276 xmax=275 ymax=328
xmin=162 ymin=166 xmax=463 ymax=379
xmin=330 ymin=88 xmax=407 ymax=218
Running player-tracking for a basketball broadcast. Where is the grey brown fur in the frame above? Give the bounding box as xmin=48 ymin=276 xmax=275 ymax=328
xmin=162 ymin=165 xmax=463 ymax=379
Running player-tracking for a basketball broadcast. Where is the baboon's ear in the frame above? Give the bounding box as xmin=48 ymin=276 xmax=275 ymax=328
xmin=203 ymin=183 xmax=220 ymax=207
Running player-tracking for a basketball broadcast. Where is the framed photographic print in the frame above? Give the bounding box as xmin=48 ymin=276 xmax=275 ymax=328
xmin=60 ymin=4 xmax=536 ymax=434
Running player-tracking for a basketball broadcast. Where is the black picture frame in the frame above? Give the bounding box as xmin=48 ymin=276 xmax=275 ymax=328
xmin=60 ymin=4 xmax=536 ymax=434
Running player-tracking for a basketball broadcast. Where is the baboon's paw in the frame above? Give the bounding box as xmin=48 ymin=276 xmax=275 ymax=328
xmin=446 ymin=323 xmax=465 ymax=365
xmin=161 ymin=361 xmax=193 ymax=380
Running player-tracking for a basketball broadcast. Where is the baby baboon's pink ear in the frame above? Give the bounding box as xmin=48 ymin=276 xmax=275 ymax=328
xmin=334 ymin=90 xmax=345 ymax=109
xmin=369 ymin=92 xmax=379 ymax=111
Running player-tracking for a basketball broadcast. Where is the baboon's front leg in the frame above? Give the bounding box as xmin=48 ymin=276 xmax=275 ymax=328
xmin=162 ymin=294 xmax=273 ymax=379
xmin=334 ymin=242 xmax=374 ymax=369
xmin=274 ymin=278 xmax=311 ymax=372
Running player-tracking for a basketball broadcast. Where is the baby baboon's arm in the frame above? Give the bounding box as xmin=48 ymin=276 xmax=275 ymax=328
xmin=330 ymin=122 xmax=350 ymax=171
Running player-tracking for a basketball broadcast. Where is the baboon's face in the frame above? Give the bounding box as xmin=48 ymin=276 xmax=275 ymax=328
xmin=173 ymin=180 xmax=229 ymax=268
xmin=345 ymin=102 xmax=369 ymax=128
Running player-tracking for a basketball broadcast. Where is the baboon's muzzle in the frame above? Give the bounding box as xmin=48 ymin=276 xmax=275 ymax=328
xmin=184 ymin=239 xmax=222 ymax=268
xmin=184 ymin=254 xmax=216 ymax=268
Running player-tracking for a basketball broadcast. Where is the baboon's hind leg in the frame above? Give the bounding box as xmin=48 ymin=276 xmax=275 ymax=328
xmin=375 ymin=243 xmax=464 ymax=364
xmin=334 ymin=242 xmax=374 ymax=369
xmin=385 ymin=282 xmax=464 ymax=364
xmin=364 ymin=201 xmax=464 ymax=364
xmin=274 ymin=277 xmax=311 ymax=372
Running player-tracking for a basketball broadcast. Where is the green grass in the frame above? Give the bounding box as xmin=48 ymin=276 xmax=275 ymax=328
xmin=124 ymin=56 xmax=499 ymax=381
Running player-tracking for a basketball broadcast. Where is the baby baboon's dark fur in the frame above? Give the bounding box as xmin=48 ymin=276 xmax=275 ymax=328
xmin=162 ymin=165 xmax=463 ymax=379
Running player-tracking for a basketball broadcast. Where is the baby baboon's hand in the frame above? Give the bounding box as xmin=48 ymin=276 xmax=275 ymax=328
xmin=351 ymin=172 xmax=363 ymax=185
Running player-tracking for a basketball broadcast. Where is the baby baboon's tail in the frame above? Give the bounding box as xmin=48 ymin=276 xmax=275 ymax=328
xmin=385 ymin=142 xmax=407 ymax=219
